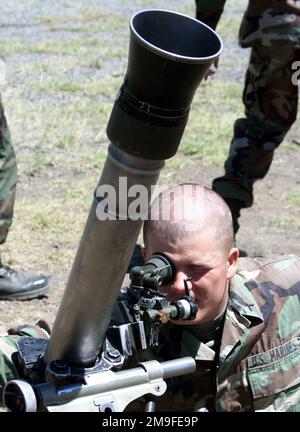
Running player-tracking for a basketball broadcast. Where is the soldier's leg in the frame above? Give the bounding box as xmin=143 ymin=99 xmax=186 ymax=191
xmin=213 ymin=45 xmax=299 ymax=233
xmin=0 ymin=96 xmax=17 ymax=247
xmin=195 ymin=0 xmax=226 ymax=30
xmin=0 ymin=97 xmax=49 ymax=300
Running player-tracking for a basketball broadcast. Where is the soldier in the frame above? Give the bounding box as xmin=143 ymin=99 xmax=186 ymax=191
xmin=195 ymin=0 xmax=300 ymax=234
xmin=1 ymin=184 xmax=300 ymax=411
xmin=128 ymin=184 xmax=300 ymax=411
xmin=0 ymin=96 xmax=48 ymax=300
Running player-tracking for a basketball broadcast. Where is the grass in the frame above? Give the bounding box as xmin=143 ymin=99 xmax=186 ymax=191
xmin=6 ymin=94 xmax=111 ymax=156
xmin=39 ymin=7 xmax=127 ymax=34
xmin=267 ymin=217 xmax=300 ymax=229
xmin=85 ymin=148 xmax=107 ymax=166
xmin=35 ymin=74 xmax=121 ymax=98
xmin=88 ymin=59 xmax=102 ymax=70
xmin=281 ymin=189 xmax=300 ymax=206
xmin=2 ymin=0 xmax=294 ymax=174
xmin=0 ymin=0 xmax=299 ymax=332
xmin=179 ymin=79 xmax=243 ymax=164
xmin=0 ymin=38 xmax=26 ymax=55
xmin=8 ymin=192 xmax=89 ymax=276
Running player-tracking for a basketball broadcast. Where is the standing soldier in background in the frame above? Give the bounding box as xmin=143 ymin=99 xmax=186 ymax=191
xmin=195 ymin=0 xmax=300 ymax=235
xmin=0 ymin=94 xmax=48 ymax=300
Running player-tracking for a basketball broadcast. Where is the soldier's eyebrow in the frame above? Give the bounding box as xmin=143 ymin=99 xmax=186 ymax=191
xmin=187 ymin=262 xmax=215 ymax=269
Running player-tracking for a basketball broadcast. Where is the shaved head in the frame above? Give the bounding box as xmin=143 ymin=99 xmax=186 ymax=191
xmin=143 ymin=183 xmax=234 ymax=256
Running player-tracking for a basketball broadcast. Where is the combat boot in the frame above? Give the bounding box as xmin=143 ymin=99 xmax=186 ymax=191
xmin=0 ymin=264 xmax=49 ymax=300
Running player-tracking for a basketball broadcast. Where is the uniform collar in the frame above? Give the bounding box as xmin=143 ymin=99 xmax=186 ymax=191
xmin=228 ymin=273 xmax=264 ymax=327
xmin=217 ymin=274 xmax=265 ymax=370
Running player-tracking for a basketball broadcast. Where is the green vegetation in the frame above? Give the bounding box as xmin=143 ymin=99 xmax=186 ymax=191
xmin=281 ymin=189 xmax=300 ymax=206
xmin=179 ymin=80 xmax=243 ymax=165
xmin=0 ymin=38 xmax=26 ymax=54
xmin=267 ymin=217 xmax=300 ymax=229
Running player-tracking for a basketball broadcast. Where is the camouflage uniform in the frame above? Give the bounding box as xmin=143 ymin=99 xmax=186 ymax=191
xmin=195 ymin=1 xmax=300 ymax=232
xmin=0 ymin=95 xmax=17 ymax=245
xmin=0 ymin=335 xmax=19 ymax=398
xmin=0 ymin=323 xmax=51 ymax=404
xmin=128 ymin=255 xmax=300 ymax=412
xmin=1 ymin=255 xmax=300 ymax=411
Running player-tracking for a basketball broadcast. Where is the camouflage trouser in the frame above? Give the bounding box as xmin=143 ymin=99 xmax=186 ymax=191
xmin=0 ymin=324 xmax=50 ymax=405
xmin=0 ymin=96 xmax=17 ymax=246
xmin=212 ymin=45 xmax=299 ymax=232
xmin=0 ymin=335 xmax=19 ymax=404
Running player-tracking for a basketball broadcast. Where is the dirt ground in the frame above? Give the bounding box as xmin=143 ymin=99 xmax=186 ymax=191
xmin=0 ymin=0 xmax=299 ymax=338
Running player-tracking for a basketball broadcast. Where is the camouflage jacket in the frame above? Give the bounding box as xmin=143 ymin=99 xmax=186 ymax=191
xmin=195 ymin=0 xmax=300 ymax=48
xmin=128 ymin=255 xmax=300 ymax=412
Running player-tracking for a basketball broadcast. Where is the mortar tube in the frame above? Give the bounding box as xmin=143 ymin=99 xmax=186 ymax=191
xmin=45 ymin=144 xmax=164 ymax=367
xmin=45 ymin=9 xmax=223 ymax=369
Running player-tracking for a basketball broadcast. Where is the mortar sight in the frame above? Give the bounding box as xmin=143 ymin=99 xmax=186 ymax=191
xmin=130 ymin=253 xmax=175 ymax=291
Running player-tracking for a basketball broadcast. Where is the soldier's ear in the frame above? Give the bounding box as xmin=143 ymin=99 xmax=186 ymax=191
xmin=226 ymin=247 xmax=239 ymax=280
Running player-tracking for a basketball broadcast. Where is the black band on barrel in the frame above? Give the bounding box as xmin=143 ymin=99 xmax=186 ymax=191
xmin=116 ymin=85 xmax=189 ymax=127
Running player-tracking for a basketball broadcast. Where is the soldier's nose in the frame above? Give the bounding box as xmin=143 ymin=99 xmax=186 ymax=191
xmin=171 ymin=272 xmax=189 ymax=295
